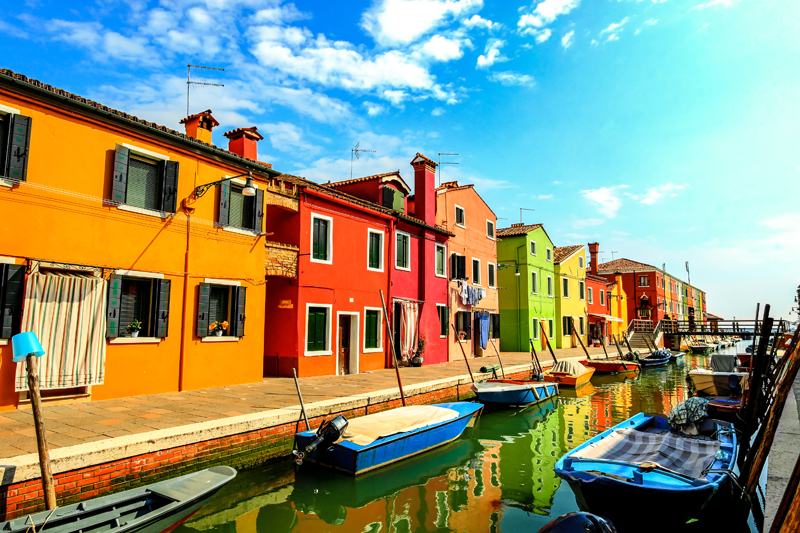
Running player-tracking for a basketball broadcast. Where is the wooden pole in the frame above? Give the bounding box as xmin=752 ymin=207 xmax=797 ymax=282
xmin=771 ymin=435 xmax=800 ymax=532
xmin=529 ymin=338 xmax=543 ymax=378
xmin=379 ymin=290 xmax=406 ymax=406
xmin=571 ymin=317 xmax=591 ymax=360
xmin=452 ymin=323 xmax=475 ymax=382
xmin=26 ymin=354 xmax=56 ymax=510
xmin=292 ymin=368 xmax=311 ymax=431
xmin=600 ymin=337 xmax=610 ymax=359
xmin=541 ymin=320 xmax=558 ymax=364
xmin=613 ymin=335 xmax=625 ymax=358
xmin=490 ymin=340 xmax=506 ymax=378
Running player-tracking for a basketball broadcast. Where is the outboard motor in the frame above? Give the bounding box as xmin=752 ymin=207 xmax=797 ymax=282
xmin=537 ymin=512 xmax=617 ymax=533
xmin=293 ymin=415 xmax=348 ymax=466
xmin=728 ymin=374 xmax=742 ymax=398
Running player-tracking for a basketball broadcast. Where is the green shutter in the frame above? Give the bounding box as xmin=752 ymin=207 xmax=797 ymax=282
xmin=308 ymin=307 xmax=327 ymax=351
xmin=231 ymin=286 xmax=247 ymax=337
xmin=365 ymin=310 xmax=379 ymax=349
xmin=106 ymin=275 xmax=122 ymax=338
xmin=254 ymin=188 xmax=265 ymax=233
xmin=368 ymin=232 xmax=380 ymax=269
xmin=436 ymin=246 xmax=444 ymax=276
xmin=160 ymin=160 xmax=179 ymax=213
xmin=112 ymin=144 xmax=129 ymax=204
xmin=197 ymin=283 xmax=211 ymax=338
xmin=313 ymin=218 xmax=329 ymax=260
xmin=4 ymin=115 xmax=31 ymax=182
xmin=392 ymin=189 xmax=404 ymax=212
xmin=218 ymin=181 xmax=230 ymax=226
xmin=153 ymin=279 xmax=171 ymax=338
xmin=0 ymin=265 xmax=25 ymax=339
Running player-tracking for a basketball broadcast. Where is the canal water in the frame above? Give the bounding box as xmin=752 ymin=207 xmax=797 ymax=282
xmin=176 ymin=343 xmax=761 ymax=533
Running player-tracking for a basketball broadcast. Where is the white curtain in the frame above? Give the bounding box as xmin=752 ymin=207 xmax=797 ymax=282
xmin=399 ymin=300 xmax=420 ymax=361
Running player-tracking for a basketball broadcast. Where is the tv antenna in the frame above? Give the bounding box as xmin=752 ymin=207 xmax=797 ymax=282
xmin=611 ymin=251 xmax=618 ymax=260
xmin=187 ymin=64 xmax=225 ymax=117
xmin=520 ymin=208 xmax=535 ymax=224
xmin=350 ymin=141 xmax=376 ymax=180
xmin=438 ymin=153 xmax=459 ymax=186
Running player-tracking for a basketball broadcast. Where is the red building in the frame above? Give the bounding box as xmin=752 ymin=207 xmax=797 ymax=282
xmin=585 ymin=243 xmax=620 ymax=345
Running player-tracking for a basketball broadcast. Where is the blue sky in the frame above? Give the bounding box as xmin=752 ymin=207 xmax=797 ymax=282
xmin=1 ymin=0 xmax=798 ymax=322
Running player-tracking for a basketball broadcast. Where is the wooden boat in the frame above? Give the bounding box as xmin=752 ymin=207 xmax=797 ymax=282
xmin=555 ymin=413 xmax=737 ymax=525
xmin=688 ymin=370 xmax=748 ymax=396
xmin=669 ymin=351 xmax=685 ymax=363
xmin=472 ymin=379 xmax=558 ymax=407
xmin=638 ymin=352 xmax=671 ymax=367
xmin=293 ymin=402 xmax=482 ymax=476
xmin=580 ymin=358 xmax=640 ymax=374
xmin=0 ymin=466 xmax=236 ymax=533
xmin=706 ymin=396 xmax=743 ymax=420
xmin=689 ymin=344 xmax=714 ymax=354
xmin=543 ymin=360 xmax=595 ymax=387
xmin=737 ymin=353 xmax=751 ymax=366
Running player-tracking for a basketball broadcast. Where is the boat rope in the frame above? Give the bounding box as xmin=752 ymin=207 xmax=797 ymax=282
xmin=25 ymin=506 xmax=58 ymax=533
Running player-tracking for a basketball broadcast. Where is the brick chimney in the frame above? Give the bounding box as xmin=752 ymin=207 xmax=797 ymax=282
xmin=510 ymin=223 xmax=524 ymax=227
xmin=410 ymin=153 xmax=437 ymax=225
xmin=223 ymin=127 xmax=264 ymax=161
xmin=588 ymin=242 xmax=600 ymax=276
xmin=180 ymin=110 xmax=219 ymax=144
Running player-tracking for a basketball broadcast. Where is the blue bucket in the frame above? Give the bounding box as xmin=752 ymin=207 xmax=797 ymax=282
xmin=12 ymin=332 xmax=45 ymax=363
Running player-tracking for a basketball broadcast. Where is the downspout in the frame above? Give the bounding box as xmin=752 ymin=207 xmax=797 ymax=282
xmin=516 ymin=243 xmax=524 ymax=352
xmin=178 ymin=166 xmax=198 ymax=392
xmin=387 ymin=215 xmax=395 ymax=369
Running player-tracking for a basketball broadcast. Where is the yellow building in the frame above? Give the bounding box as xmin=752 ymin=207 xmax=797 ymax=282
xmin=606 ymin=273 xmax=628 ymax=339
xmin=553 ymin=245 xmax=588 ymax=349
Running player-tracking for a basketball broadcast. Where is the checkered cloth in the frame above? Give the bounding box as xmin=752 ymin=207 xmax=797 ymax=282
xmin=572 ymin=427 xmax=721 ymax=479
xmin=669 ymin=397 xmax=710 ymax=426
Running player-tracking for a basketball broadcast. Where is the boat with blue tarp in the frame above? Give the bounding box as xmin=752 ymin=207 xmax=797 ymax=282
xmin=472 ymin=379 xmax=558 ymax=407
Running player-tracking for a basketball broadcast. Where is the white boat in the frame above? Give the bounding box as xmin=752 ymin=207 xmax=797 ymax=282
xmin=688 ymin=369 xmax=748 ymax=396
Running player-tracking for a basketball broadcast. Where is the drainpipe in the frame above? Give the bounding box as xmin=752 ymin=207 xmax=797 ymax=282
xmin=178 ymin=168 xmax=199 ymax=392
xmin=387 ymin=215 xmax=396 ymax=368
xmin=516 ymin=243 xmax=524 ymax=351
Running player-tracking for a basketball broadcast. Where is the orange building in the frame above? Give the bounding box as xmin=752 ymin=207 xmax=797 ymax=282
xmin=434 ymin=181 xmax=499 ymax=360
xmin=0 ymin=69 xmax=299 ymax=410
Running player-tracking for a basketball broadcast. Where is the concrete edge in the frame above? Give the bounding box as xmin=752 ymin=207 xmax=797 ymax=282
xmin=0 ymin=359 xmax=570 ymax=483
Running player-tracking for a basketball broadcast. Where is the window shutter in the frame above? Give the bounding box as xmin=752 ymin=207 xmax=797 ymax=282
xmin=232 ymin=286 xmax=247 ymax=337
xmin=382 ymin=186 xmax=393 ymax=208
xmin=4 ymin=115 xmax=31 ymax=182
xmin=493 ymin=314 xmax=501 ymax=339
xmin=153 ymin=279 xmax=171 ymax=338
xmin=253 ymin=188 xmax=265 ymax=234
xmin=218 ymin=181 xmax=230 ymax=226
xmin=365 ymin=311 xmax=376 ymax=348
xmin=112 ymin=144 xmax=129 ymax=204
xmin=457 ymin=256 xmax=466 ymax=279
xmin=0 ymin=265 xmax=24 ymax=339
xmin=106 ymin=275 xmax=122 ymax=338
xmin=450 ymin=253 xmax=457 ymax=280
xmin=160 ymin=160 xmax=179 ymax=213
xmin=197 ymin=283 xmax=211 ymax=338
xmin=392 ymin=189 xmax=404 ymax=212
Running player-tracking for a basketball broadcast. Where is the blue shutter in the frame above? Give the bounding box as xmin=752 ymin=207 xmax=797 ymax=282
xmin=112 ymin=144 xmax=129 ymax=204
xmin=106 ymin=275 xmax=122 ymax=338
xmin=160 ymin=160 xmax=179 ymax=213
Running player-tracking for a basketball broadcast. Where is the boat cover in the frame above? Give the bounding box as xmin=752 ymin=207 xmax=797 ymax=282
xmin=571 ymin=428 xmax=721 ymax=480
xmin=551 ymin=360 xmax=592 ymax=376
xmin=710 ymin=353 xmax=737 ymax=372
xmin=336 ymin=405 xmax=459 ymax=446
xmin=668 ymin=397 xmax=710 ymax=426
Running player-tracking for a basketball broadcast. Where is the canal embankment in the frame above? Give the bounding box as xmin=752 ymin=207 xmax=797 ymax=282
xmin=0 ymin=347 xmax=599 ymax=520
xmin=764 ymin=374 xmax=800 ymax=531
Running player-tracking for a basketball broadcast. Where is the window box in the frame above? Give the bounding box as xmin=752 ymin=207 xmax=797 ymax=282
xmin=202 ymin=336 xmax=239 ymax=343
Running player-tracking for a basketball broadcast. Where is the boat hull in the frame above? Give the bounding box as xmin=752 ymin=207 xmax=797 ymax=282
xmin=689 ymin=371 xmax=747 ymax=396
xmin=638 ymin=355 xmax=670 ymax=367
xmin=669 ymin=352 xmax=685 ymax=363
xmin=689 ymin=345 xmax=713 ymax=354
xmin=580 ymin=359 xmax=639 ymax=373
xmin=472 ymin=380 xmax=558 ymax=407
xmin=293 ymin=402 xmax=482 ymax=476
xmin=544 ymin=366 xmax=595 ymax=387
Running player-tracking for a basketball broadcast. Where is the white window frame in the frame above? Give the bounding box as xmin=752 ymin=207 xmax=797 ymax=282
xmin=366 ymin=228 xmax=385 ymax=273
xmin=639 ymin=275 xmax=649 ymax=287
xmin=587 ymin=287 xmax=593 ymax=304
xmin=437 ymin=303 xmax=448 ymax=339
xmin=562 ymin=277 xmax=570 ymax=298
xmin=395 ymin=229 xmax=411 ymax=272
xmin=486 ymin=219 xmax=495 ymax=240
xmin=579 ymin=280 xmax=586 ymax=301
xmin=304 ymin=303 xmax=333 ymax=357
xmin=548 ymin=318 xmax=555 ymax=339
xmin=488 ymin=262 xmax=496 ymax=289
xmin=454 ymin=204 xmax=466 ymax=227
xmin=532 ymin=317 xmax=540 ymax=340
xmin=530 ymin=241 xmax=537 ymax=256
xmin=578 ymin=256 xmax=584 ymax=269
xmin=600 ymin=289 xmax=605 ymax=306
xmin=579 ymin=316 xmax=586 ymax=336
xmin=435 ymin=243 xmax=447 ymax=278
xmin=472 ymin=258 xmax=481 ymax=286
xmin=531 ymin=271 xmax=538 ymax=294
xmin=362 ymin=307 xmax=383 ymax=353
xmin=546 ymin=248 xmax=552 ymax=262
xmin=547 ymin=275 xmax=553 ymax=297
xmin=310 ymin=213 xmax=334 ymax=265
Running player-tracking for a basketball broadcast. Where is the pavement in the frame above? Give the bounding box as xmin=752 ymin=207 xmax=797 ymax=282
xmin=763 ymin=374 xmax=800 ymax=531
xmin=0 ymin=346 xmax=603 ymax=460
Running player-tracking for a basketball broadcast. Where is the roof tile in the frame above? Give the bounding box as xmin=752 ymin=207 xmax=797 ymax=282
xmin=554 ymin=244 xmax=584 ymax=264
xmin=496 ymin=223 xmax=543 ymax=237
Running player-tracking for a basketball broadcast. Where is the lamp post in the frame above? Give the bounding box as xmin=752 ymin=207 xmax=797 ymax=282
xmin=193 ymin=171 xmax=256 ymax=198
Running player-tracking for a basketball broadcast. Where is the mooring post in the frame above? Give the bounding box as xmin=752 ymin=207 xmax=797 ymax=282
xmin=452 ymin=323 xmax=475 ymax=383
xmin=292 ymin=368 xmax=311 ymax=431
xmin=379 ymin=290 xmax=406 ymax=406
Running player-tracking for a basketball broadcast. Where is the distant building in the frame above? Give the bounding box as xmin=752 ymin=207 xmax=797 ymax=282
xmin=585 ymin=243 xmax=623 ymax=346
xmin=553 ymin=245 xmax=588 ymax=349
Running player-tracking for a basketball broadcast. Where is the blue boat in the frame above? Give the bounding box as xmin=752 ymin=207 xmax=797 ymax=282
xmin=669 ymin=351 xmax=685 ymax=362
xmin=293 ymin=402 xmax=483 ymax=476
xmin=638 ymin=353 xmax=670 ymax=367
xmin=555 ymin=412 xmax=737 ymax=524
xmin=472 ymin=379 xmax=558 ymax=407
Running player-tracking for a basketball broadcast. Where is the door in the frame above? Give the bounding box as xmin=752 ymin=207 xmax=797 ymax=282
xmin=338 ymin=315 xmax=351 ymax=375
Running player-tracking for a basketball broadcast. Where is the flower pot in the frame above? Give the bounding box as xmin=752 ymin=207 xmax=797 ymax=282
xmin=215 ymin=330 xmax=223 ymax=337
xmin=130 ymin=330 xmax=140 ymax=338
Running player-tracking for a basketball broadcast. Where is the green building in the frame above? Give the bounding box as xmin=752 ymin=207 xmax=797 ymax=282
xmin=496 ymin=223 xmax=557 ymax=352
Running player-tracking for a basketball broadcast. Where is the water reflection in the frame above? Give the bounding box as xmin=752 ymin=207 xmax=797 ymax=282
xmin=177 ymin=346 xmax=753 ymax=533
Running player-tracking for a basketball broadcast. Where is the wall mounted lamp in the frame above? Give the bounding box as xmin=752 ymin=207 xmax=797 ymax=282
xmin=193 ymin=171 xmax=256 ymax=199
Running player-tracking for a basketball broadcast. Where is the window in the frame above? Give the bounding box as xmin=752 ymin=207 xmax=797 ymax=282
xmin=490 ymin=313 xmax=501 ymax=339
xmin=662 ymin=277 xmax=665 ymax=289
xmin=456 ymin=311 xmax=472 ymax=340
xmin=530 ymin=241 xmax=537 ymax=256
xmin=0 ymin=264 xmax=25 ymax=339
xmin=531 ymin=271 xmax=538 ymax=294
xmin=367 ymin=230 xmax=384 ymax=271
xmin=587 ymin=287 xmax=593 ymax=304
xmin=546 ymin=248 xmax=552 ymax=262
xmin=112 ymin=144 xmax=180 ymax=213
xmin=450 ymin=253 xmax=466 ymax=279
xmin=381 ymin=186 xmax=404 ymax=212
xmin=600 ymin=290 xmax=605 ymax=306
xmin=107 ymin=275 xmax=171 ymax=339
xmin=579 ymin=281 xmax=585 ymax=301
xmin=578 ymin=256 xmax=584 ymax=269
xmin=547 ymin=276 xmax=553 ymax=297
xmin=455 ymin=204 xmax=465 ymax=226
xmin=579 ymin=316 xmax=585 ymax=336
xmin=438 ymin=305 xmax=449 ymax=337
xmin=562 ymin=316 xmax=573 ymax=336
xmin=435 ymin=244 xmax=446 ymax=277
xmin=395 ymin=231 xmax=410 ymax=270
xmin=311 ymin=214 xmax=333 ymax=263
xmin=547 ymin=318 xmax=555 ymax=339
xmin=472 ymin=259 xmax=481 ymax=285
xmin=196 ymin=282 xmax=246 ymax=338
xmin=488 ymin=263 xmax=496 ymax=288
xmin=639 ymin=275 xmax=649 ymax=287
xmin=562 ymin=277 xmax=569 ymax=298
xmin=0 ymin=111 xmax=31 ymax=183
xmin=486 ymin=220 xmax=495 ymax=239
xmin=306 ymin=305 xmax=330 ymax=354
xmin=364 ymin=309 xmax=382 ymax=351
xmin=532 ymin=317 xmax=539 ymax=340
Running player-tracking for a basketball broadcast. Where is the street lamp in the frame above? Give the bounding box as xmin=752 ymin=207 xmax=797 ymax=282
xmin=193 ymin=171 xmax=256 ymax=199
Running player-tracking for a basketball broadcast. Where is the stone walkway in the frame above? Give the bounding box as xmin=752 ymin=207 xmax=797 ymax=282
xmin=0 ymin=347 xmax=603 ymax=459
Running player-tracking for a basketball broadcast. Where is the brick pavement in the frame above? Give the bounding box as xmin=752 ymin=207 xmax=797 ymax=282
xmin=0 ymin=346 xmax=602 ymax=459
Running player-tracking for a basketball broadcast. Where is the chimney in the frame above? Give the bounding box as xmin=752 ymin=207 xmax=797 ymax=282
xmin=510 ymin=223 xmax=524 ymax=227
xmin=223 ymin=127 xmax=264 ymax=161
xmin=180 ymin=110 xmax=219 ymax=144
xmin=410 ymin=153 xmax=437 ymax=225
xmin=588 ymin=242 xmax=600 ymax=276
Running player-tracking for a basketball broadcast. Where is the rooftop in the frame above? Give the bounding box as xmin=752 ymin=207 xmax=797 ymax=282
xmin=596 ymin=258 xmax=655 ymax=272
xmin=325 ymin=170 xmax=411 ymax=194
xmin=496 ymin=223 xmax=543 ymax=237
xmin=554 ymin=244 xmax=584 ymax=264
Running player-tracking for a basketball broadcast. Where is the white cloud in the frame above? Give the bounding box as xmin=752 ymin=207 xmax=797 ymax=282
xmin=691 ymin=0 xmax=733 ymax=10
xmin=573 ymin=218 xmax=604 ymax=228
xmin=361 ymin=0 xmax=483 ymax=46
xmin=638 ymin=183 xmax=689 ymax=205
xmin=532 ymin=28 xmax=552 ymax=43
xmin=431 ymin=107 xmax=445 ymax=116
xmin=462 ymin=14 xmax=501 ymax=30
xmin=418 ymin=34 xmax=466 ymax=61
xmin=488 ymin=71 xmax=535 ymax=86
xmin=600 ymin=16 xmax=629 ymax=36
xmin=382 ymin=89 xmax=409 ymax=105
xmin=518 ymin=0 xmax=581 ymax=30
xmin=561 ymin=30 xmax=574 ymax=48
xmin=45 ymin=19 xmax=160 ymax=65
xmin=263 ymin=122 xmax=319 ymax=153
xmin=581 ymin=186 xmax=624 ymax=218
xmin=538 ymin=194 xmax=554 ymax=199
xmin=362 ymin=102 xmax=386 ymax=116
xmin=477 ymin=39 xmax=508 ymax=68
xmin=553 ymin=180 xmax=563 ymax=184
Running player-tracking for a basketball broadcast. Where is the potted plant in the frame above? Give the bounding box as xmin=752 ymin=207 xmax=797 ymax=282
xmin=209 ymin=320 xmax=229 ymax=337
xmin=126 ymin=320 xmax=142 ymax=338
xmin=411 ymin=335 xmax=426 ymax=367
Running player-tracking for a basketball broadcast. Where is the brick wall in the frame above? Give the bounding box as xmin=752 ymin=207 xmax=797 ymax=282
xmin=0 ymin=368 xmax=531 ymax=520
xmin=265 ymin=241 xmax=299 ymax=278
